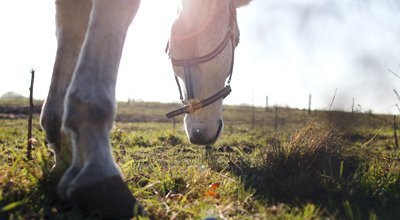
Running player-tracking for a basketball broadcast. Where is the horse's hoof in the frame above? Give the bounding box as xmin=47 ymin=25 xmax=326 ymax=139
xmin=44 ymin=165 xmax=69 ymax=197
xmin=57 ymin=166 xmax=81 ymax=199
xmin=46 ymin=169 xmax=63 ymax=189
xmin=48 ymin=160 xmax=69 ymax=181
xmin=68 ymin=175 xmax=144 ymax=218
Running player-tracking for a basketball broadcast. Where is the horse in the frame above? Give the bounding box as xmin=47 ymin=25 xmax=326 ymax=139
xmin=40 ymin=0 xmax=251 ymax=217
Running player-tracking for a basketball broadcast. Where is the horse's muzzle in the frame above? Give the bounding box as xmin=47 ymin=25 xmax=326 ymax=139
xmin=188 ymin=119 xmax=223 ymax=145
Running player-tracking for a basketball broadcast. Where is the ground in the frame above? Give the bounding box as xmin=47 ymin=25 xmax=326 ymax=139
xmin=0 ymin=100 xmax=399 ymax=219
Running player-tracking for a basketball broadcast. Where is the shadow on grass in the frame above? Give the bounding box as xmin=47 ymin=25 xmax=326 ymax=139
xmin=0 ymin=177 xmax=82 ymax=219
xmin=209 ymin=122 xmax=400 ymax=219
xmin=0 ymin=145 xmax=82 ymax=219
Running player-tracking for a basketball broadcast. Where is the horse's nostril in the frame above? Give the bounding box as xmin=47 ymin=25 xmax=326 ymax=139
xmin=189 ymin=131 xmax=207 ymax=145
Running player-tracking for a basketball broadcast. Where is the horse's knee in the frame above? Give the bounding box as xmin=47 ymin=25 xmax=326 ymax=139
xmin=40 ymin=100 xmax=64 ymax=148
xmin=63 ymin=90 xmax=115 ymax=133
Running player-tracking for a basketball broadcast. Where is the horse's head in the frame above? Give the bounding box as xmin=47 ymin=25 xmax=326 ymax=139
xmin=167 ymin=0 xmax=251 ymax=145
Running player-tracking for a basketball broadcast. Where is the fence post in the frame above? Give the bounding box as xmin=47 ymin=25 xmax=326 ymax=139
xmin=27 ymin=69 xmax=35 ymax=160
xmin=251 ymin=105 xmax=255 ymax=129
xmin=308 ymin=94 xmax=312 ymax=114
xmin=394 ymin=115 xmax=399 ymax=149
xmin=274 ymin=106 xmax=278 ymax=130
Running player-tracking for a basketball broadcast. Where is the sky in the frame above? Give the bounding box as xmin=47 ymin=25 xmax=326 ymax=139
xmin=1 ymin=0 xmax=400 ymax=114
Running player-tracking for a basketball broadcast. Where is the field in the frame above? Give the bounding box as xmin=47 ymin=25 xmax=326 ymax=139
xmin=1 ymin=100 xmax=400 ymax=219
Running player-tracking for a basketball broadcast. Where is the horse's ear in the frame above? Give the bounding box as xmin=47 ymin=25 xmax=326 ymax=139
xmin=234 ymin=0 xmax=252 ymax=8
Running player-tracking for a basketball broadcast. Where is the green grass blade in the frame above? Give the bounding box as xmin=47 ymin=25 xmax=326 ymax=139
xmin=1 ymin=200 xmax=27 ymax=212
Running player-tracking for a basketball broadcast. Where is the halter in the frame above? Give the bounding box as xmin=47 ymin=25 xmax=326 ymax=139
xmin=166 ymin=0 xmax=238 ymax=119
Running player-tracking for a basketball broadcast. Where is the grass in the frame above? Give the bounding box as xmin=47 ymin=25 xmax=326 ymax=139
xmin=0 ymin=101 xmax=399 ymax=219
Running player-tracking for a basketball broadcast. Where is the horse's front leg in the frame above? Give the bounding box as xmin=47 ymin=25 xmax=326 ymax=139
xmin=40 ymin=0 xmax=92 ymax=183
xmin=60 ymin=0 xmax=141 ymax=217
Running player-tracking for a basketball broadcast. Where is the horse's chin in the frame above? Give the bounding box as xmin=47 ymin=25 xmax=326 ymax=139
xmin=184 ymin=117 xmax=224 ymax=145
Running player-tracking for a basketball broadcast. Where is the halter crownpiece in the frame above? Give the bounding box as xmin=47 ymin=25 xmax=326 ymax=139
xmin=165 ymin=0 xmax=238 ymax=119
